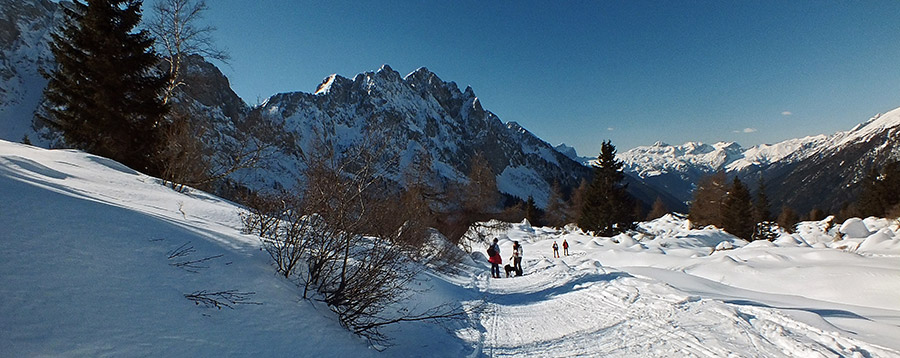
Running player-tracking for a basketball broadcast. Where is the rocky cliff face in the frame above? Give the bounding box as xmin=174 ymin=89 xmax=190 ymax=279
xmin=249 ymin=65 xmax=592 ymax=208
xmin=0 ymin=0 xmax=61 ymax=145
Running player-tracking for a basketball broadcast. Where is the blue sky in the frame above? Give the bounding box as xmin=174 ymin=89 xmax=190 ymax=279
xmin=193 ymin=0 xmax=900 ymax=155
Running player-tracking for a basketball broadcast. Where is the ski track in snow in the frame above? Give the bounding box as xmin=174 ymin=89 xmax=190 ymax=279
xmin=472 ymin=256 xmax=897 ymax=357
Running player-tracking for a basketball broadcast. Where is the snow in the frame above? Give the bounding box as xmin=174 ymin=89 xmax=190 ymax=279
xmin=495 ymin=166 xmax=549 ymax=207
xmin=3 ymin=140 xmax=900 ymax=357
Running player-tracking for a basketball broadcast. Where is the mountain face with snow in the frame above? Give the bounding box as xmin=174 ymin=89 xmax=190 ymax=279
xmin=247 ymin=65 xmax=592 ymax=207
xmin=0 ymin=0 xmax=61 ymax=146
xmin=0 ymin=0 xmax=599 ymax=208
xmin=618 ymin=110 xmax=900 ymax=213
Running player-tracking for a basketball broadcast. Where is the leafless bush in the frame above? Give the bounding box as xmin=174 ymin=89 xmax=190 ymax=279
xmin=242 ymin=130 xmax=469 ymax=344
xmin=167 ymin=241 xmax=223 ymax=273
xmin=184 ymin=290 xmax=260 ymax=309
xmin=159 ymin=114 xmax=268 ymax=193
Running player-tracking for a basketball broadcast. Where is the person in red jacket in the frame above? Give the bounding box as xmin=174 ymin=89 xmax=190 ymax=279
xmin=562 ymin=239 xmax=569 ymax=256
xmin=488 ymin=238 xmax=502 ymax=278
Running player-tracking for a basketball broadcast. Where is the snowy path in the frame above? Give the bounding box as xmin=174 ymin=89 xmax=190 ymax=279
xmin=472 ymin=255 xmax=898 ymax=357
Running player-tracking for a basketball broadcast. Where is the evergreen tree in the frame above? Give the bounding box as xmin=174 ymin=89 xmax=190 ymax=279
xmin=568 ymin=178 xmax=589 ymax=224
xmin=646 ymin=196 xmax=669 ymax=221
xmin=578 ymin=141 xmax=636 ymax=236
xmin=544 ymin=180 xmax=569 ymax=228
xmin=688 ymin=171 xmax=728 ymax=228
xmin=752 ymin=178 xmax=777 ymax=241
xmin=523 ymin=195 xmax=543 ymax=227
xmin=462 ymin=152 xmax=499 ymax=216
xmin=777 ymin=206 xmax=800 ymax=233
xmin=753 ymin=178 xmax=772 ymax=223
xmin=41 ymin=0 xmax=168 ymax=176
xmin=858 ymin=161 xmax=900 ymax=217
xmin=722 ymin=177 xmax=754 ymax=240
xmin=807 ymin=208 xmax=826 ymax=222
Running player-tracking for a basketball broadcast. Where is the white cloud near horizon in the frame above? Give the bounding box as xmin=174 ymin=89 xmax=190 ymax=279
xmin=733 ymin=128 xmax=758 ymax=133
xmin=782 ymin=111 xmax=793 ymax=116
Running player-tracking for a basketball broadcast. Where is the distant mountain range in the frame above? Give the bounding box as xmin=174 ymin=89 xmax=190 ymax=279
xmin=613 ymin=110 xmax=900 ymax=214
xmin=3 ymin=0 xmax=898 ymax=217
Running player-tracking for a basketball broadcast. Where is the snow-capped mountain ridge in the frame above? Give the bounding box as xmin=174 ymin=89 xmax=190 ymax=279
xmin=624 ymin=107 xmax=900 ymax=180
xmin=617 ymin=106 xmax=900 ymax=210
xmin=249 ymin=64 xmax=593 ymax=208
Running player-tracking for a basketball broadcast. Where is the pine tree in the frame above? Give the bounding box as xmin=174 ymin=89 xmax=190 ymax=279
xmin=722 ymin=177 xmax=754 ymax=240
xmin=753 ymin=178 xmax=772 ymax=223
xmin=857 ymin=161 xmax=900 ymax=217
xmin=752 ymin=178 xmax=778 ymax=241
xmin=646 ymin=196 xmax=669 ymax=221
xmin=578 ymin=141 xmax=636 ymax=236
xmin=777 ymin=206 xmax=800 ymax=233
xmin=462 ymin=152 xmax=499 ymax=216
xmin=41 ymin=0 xmax=167 ymax=176
xmin=523 ymin=195 xmax=542 ymax=227
xmin=544 ymin=180 xmax=569 ymax=228
xmin=688 ymin=171 xmax=728 ymax=228
xmin=568 ymin=178 xmax=589 ymax=224
xmin=807 ymin=208 xmax=826 ymax=221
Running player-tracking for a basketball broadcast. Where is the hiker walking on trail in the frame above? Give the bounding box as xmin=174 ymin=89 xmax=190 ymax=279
xmin=512 ymin=241 xmax=523 ymax=276
xmin=488 ymin=238 xmax=502 ymax=278
xmin=563 ymin=239 xmax=569 ymax=256
xmin=552 ymin=241 xmax=559 ymax=258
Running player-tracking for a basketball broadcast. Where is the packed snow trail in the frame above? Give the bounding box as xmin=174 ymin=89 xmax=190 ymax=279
xmin=471 ymin=249 xmax=898 ymax=357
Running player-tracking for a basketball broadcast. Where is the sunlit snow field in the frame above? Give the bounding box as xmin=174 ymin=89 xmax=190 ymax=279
xmin=2 ymin=139 xmax=899 ymax=357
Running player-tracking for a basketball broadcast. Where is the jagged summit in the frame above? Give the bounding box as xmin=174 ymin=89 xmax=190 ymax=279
xmin=247 ymin=65 xmax=593 ymax=208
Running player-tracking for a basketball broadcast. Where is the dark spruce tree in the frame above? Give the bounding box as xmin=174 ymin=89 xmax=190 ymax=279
xmin=41 ymin=0 xmax=168 ymax=176
xmin=688 ymin=171 xmax=728 ymax=228
xmin=752 ymin=178 xmax=778 ymax=241
xmin=858 ymin=161 xmax=900 ymax=218
xmin=752 ymin=178 xmax=772 ymax=223
xmin=646 ymin=196 xmax=669 ymax=221
xmin=524 ymin=195 xmax=543 ymax=227
xmin=722 ymin=177 xmax=754 ymax=240
xmin=578 ymin=141 xmax=636 ymax=236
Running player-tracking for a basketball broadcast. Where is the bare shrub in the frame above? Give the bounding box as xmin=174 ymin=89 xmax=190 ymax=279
xmin=185 ymin=290 xmax=260 ymax=309
xmin=167 ymin=241 xmax=223 ymax=273
xmin=159 ymin=113 xmax=268 ymax=193
xmin=242 ymin=131 xmax=468 ymax=344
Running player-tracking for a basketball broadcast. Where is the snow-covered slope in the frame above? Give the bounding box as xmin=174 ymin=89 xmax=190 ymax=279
xmin=4 ymin=139 xmax=900 ymax=357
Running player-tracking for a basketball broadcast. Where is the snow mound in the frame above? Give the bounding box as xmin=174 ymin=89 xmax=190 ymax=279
xmin=840 ymin=218 xmax=873 ymax=238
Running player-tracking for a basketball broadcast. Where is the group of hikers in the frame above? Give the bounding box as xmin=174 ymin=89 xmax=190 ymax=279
xmin=487 ymin=238 xmax=569 ymax=278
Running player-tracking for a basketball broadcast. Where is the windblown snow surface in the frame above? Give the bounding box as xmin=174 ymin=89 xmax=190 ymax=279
xmin=2 ymin=139 xmax=900 ymax=357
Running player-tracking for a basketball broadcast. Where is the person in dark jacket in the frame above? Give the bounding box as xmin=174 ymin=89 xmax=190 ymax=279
xmin=552 ymin=241 xmax=559 ymax=258
xmin=512 ymin=241 xmax=523 ymax=276
xmin=488 ymin=238 xmax=502 ymax=278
